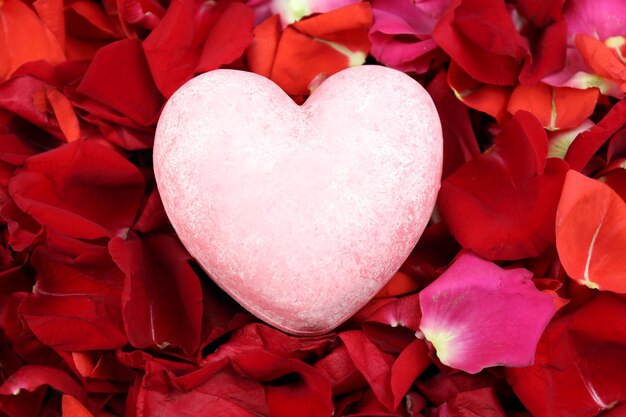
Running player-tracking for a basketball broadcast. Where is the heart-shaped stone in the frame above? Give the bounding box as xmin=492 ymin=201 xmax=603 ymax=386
xmin=154 ymin=66 xmax=442 ymax=335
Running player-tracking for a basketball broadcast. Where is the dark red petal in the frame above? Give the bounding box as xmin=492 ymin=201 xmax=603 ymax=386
xmin=340 ymin=330 xmax=394 ymax=411
xmin=0 ymin=365 xmax=86 ymax=403
xmin=432 ymin=0 xmax=525 ymax=86
xmin=390 ymin=340 xmax=430 ymax=409
xmin=20 ymin=246 xmax=128 ymax=351
xmin=427 ymin=70 xmax=481 ymax=179
xmin=439 ymin=111 xmax=568 ymax=259
xmin=76 ymin=38 xmax=164 ymax=126
xmin=566 ymin=99 xmax=626 ymax=171
xmin=109 ymin=232 xmax=203 ymax=355
xmin=9 ymin=140 xmax=145 ymax=240
xmin=196 ymin=3 xmax=254 ymax=72
xmin=507 ymin=294 xmax=626 ymax=416
xmin=137 ymin=360 xmax=269 ymax=417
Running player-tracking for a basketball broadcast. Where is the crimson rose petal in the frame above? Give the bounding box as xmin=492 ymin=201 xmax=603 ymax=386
xmin=8 ymin=140 xmax=145 ymax=240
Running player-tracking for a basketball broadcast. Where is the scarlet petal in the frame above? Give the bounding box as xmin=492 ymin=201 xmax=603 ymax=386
xmin=137 ymin=360 xmax=269 ymax=417
xmin=519 ymin=19 xmax=567 ymax=85
xmin=196 ymin=2 xmax=254 ymax=72
xmin=233 ymin=351 xmax=334 ymax=417
xmin=0 ymin=0 xmax=65 ymax=81
xmin=0 ymin=365 xmax=86 ymax=402
xmin=432 ymin=0 xmax=525 ymax=86
xmin=442 ymin=387 xmax=506 ymax=417
xmin=247 ymin=15 xmax=282 ymax=78
xmin=427 ymin=69 xmax=481 ymax=178
xmin=508 ymin=83 xmax=599 ymax=130
xmin=270 ymin=3 xmax=372 ymax=95
xmin=447 ymin=61 xmax=511 ymax=121
xmin=340 ymin=330 xmax=394 ymax=411
xmin=556 ymin=170 xmax=626 ymax=292
xmin=576 ymin=34 xmax=626 ymax=82
xmin=62 ymin=395 xmax=93 ymax=417
xmin=77 ymin=39 xmax=164 ymax=126
xmin=0 ymin=200 xmax=44 ymax=251
xmin=109 ymin=232 xmax=203 ymax=355
xmin=20 ymin=246 xmax=128 ymax=351
xmin=390 ymin=340 xmax=430 ymax=409
xmin=46 ymin=87 xmax=80 ymax=142
xmin=566 ymin=99 xmax=626 ymax=171
xmin=419 ymin=252 xmax=557 ymax=374
xmin=9 ymin=140 xmax=145 ymax=240
xmin=314 ymin=344 xmax=367 ymax=395
xmin=507 ymin=294 xmax=626 ymax=416
xmin=143 ymin=1 xmax=255 ymax=97
xmin=438 ymin=111 xmax=569 ymax=260
xmin=132 ymin=186 xmax=168 ymax=233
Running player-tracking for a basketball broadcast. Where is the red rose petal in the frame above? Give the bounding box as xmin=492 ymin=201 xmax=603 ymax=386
xmin=0 ymin=75 xmax=69 ymax=143
xmin=390 ymin=340 xmax=431 ymax=409
xmin=45 ymin=87 xmax=80 ymax=142
xmin=516 ymin=0 xmax=564 ymax=27
xmin=441 ymin=387 xmax=506 ymax=417
xmin=361 ymin=294 xmax=422 ymax=354
xmin=439 ymin=111 xmax=569 ymax=260
xmin=247 ymin=15 xmax=282 ymax=78
xmin=447 ymin=61 xmax=512 ymax=122
xmin=132 ymin=186 xmax=168 ymax=233
xmin=576 ymin=34 xmax=626 ymax=82
xmin=143 ymin=1 xmax=255 ymax=97
xmin=566 ymin=99 xmax=626 ymax=171
xmin=507 ymin=294 xmax=626 ymax=417
xmin=109 ymin=232 xmax=203 ymax=355
xmin=427 ymin=69 xmax=481 ymax=179
xmin=196 ymin=2 xmax=254 ymax=73
xmin=314 ymin=344 xmax=367 ymax=395
xmin=519 ymin=19 xmax=567 ymax=85
xmin=9 ymin=140 xmax=145 ymax=240
xmin=233 ymin=350 xmax=334 ymax=417
xmin=432 ymin=0 xmax=526 ymax=86
xmin=20 ymin=246 xmax=128 ymax=351
xmin=77 ymin=38 xmax=164 ymax=126
xmin=340 ymin=330 xmax=395 ymax=411
xmin=62 ymin=395 xmax=94 ymax=417
xmin=0 ymin=365 xmax=86 ymax=403
xmin=0 ymin=0 xmax=65 ymax=81
xmin=508 ymin=83 xmax=599 ymax=130
xmin=267 ymin=3 xmax=372 ymax=95
xmin=555 ymin=170 xmax=626 ymax=292
xmin=0 ymin=200 xmax=44 ymax=252
xmin=137 ymin=360 xmax=269 ymax=417
xmin=419 ymin=252 xmax=557 ymax=374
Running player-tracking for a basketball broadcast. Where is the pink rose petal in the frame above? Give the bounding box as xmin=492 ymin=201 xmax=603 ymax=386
xmin=564 ymin=0 xmax=626 ymax=42
xmin=542 ymin=0 xmax=626 ymax=97
xmin=369 ymin=0 xmax=451 ymax=72
xmin=418 ymin=252 xmax=557 ymax=374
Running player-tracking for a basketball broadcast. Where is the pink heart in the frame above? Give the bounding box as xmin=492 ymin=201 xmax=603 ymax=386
xmin=154 ymin=66 xmax=442 ymax=335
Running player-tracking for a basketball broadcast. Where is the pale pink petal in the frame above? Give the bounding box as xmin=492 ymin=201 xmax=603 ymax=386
xmin=418 ymin=252 xmax=557 ymax=374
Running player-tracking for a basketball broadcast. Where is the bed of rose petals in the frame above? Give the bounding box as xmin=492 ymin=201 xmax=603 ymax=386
xmin=1 ymin=0 xmax=626 ymax=416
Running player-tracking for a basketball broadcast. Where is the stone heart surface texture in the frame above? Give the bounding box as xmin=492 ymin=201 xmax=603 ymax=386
xmin=154 ymin=65 xmax=443 ymax=335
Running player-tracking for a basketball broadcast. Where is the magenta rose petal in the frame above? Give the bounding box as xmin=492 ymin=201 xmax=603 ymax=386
xmin=418 ymin=252 xmax=557 ymax=374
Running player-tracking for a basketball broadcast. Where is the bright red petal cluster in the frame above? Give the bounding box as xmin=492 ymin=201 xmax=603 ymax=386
xmin=0 ymin=0 xmax=625 ymax=416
